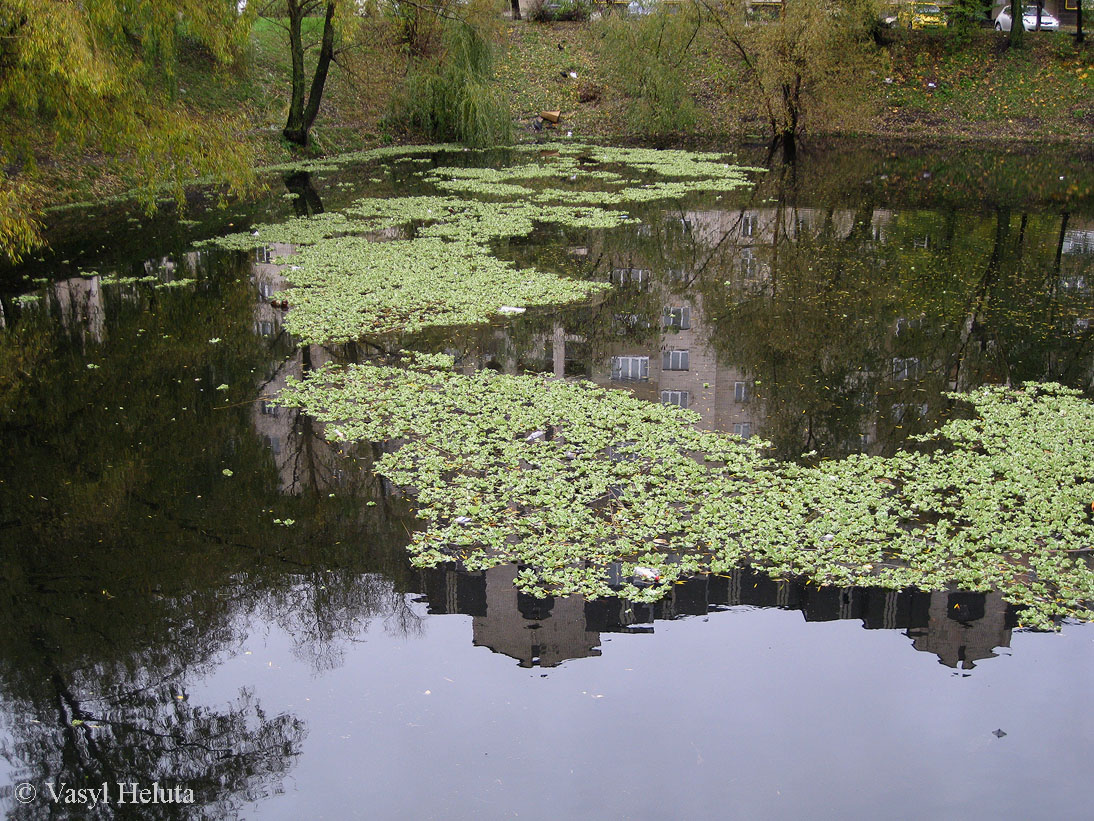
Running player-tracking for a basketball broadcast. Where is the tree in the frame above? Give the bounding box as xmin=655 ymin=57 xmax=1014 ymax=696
xmin=273 ymin=0 xmax=342 ymax=146
xmin=0 ymin=0 xmax=259 ymax=262
xmin=698 ymin=0 xmax=881 ymax=152
xmin=1009 ymin=0 xmax=1024 ymax=44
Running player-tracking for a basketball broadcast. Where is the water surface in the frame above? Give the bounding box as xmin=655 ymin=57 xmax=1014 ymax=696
xmin=1 ymin=139 xmax=1092 ymax=818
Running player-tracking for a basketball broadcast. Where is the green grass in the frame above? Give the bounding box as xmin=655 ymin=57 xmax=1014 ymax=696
xmin=881 ymin=31 xmax=1094 ymax=137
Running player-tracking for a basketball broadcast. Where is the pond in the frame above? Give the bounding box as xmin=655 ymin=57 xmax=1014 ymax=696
xmin=1 ymin=139 xmax=1092 ymax=819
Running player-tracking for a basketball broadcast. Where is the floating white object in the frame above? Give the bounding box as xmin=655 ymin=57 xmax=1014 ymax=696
xmin=498 ymin=306 xmax=526 ymax=315
xmin=633 ymin=567 xmax=662 ymax=583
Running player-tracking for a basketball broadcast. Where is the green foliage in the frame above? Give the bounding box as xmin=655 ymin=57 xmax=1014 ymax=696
xmin=0 ymin=0 xmax=260 ymax=261
xmin=0 ymin=179 xmax=42 ymax=263
xmin=598 ymin=6 xmax=702 ymax=135
xmin=529 ymin=0 xmax=594 ymax=22
xmin=947 ymin=0 xmax=992 ymax=35
xmin=392 ymin=14 xmax=512 ymax=147
xmin=704 ymin=0 xmax=883 ymax=139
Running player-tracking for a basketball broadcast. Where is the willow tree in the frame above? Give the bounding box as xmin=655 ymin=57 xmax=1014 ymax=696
xmin=0 ymin=0 xmax=259 ymax=262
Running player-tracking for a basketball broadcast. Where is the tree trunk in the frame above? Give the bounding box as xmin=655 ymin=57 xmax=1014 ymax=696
xmin=1008 ymin=0 xmax=1024 ymax=44
xmin=1077 ymin=0 xmax=1085 ymax=43
xmin=511 ymin=0 xmax=522 ymax=20
xmin=283 ymin=1 xmax=337 ymax=147
xmin=1035 ymin=0 xmax=1042 ymax=30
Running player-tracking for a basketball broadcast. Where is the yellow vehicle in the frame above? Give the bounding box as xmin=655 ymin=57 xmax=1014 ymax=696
xmin=898 ymin=2 xmax=948 ymax=28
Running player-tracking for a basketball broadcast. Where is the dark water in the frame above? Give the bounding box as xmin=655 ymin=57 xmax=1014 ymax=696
xmin=1 ymin=141 xmax=1093 ymax=819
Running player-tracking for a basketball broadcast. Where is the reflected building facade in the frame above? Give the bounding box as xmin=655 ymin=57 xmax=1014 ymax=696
xmin=418 ymin=564 xmax=1018 ymax=671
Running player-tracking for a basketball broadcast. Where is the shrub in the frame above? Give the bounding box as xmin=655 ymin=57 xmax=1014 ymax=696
xmin=597 ymin=5 xmax=701 ymax=135
xmin=528 ymin=0 xmax=594 ymax=22
xmin=391 ymin=18 xmax=512 ymax=147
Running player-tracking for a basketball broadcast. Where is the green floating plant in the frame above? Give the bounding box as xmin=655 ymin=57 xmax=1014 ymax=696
xmin=201 ymin=144 xmax=761 ymax=343
xmin=277 ymin=354 xmax=1094 ymax=630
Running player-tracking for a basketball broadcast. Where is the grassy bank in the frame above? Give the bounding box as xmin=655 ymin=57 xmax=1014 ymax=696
xmin=11 ymin=16 xmax=1093 ymax=209
xmin=499 ymin=22 xmax=1093 ymax=141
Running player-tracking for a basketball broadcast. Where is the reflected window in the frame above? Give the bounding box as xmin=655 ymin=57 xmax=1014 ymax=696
xmin=611 ymin=268 xmax=650 ymax=288
xmin=255 ymin=245 xmax=273 ymax=264
xmin=663 ymin=306 xmax=691 ymax=330
xmin=662 ymin=349 xmax=689 ymax=371
xmin=740 ymin=247 xmax=758 ymax=278
xmin=733 ymin=422 xmax=751 ymax=439
xmin=734 ymin=381 xmax=750 ymax=402
xmin=891 ymin=402 xmax=928 ymax=422
xmin=611 ymin=356 xmax=649 ymax=381
xmin=893 ymin=357 xmax=920 ymax=381
xmin=264 ymin=435 xmax=281 ymax=455
xmin=256 ymin=320 xmax=275 ymax=336
xmin=742 ymin=213 xmax=757 ymax=238
xmin=661 ymin=390 xmax=689 ymax=408
xmin=258 ymin=400 xmax=279 ymax=416
xmin=1062 ymin=230 xmax=1093 ymax=255
xmin=259 ymin=281 xmax=276 ymax=299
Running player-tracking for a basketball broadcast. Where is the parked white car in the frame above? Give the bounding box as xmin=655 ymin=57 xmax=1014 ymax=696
xmin=995 ymin=5 xmax=1060 ymax=31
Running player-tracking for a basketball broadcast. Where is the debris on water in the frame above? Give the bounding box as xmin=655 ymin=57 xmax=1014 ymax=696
xmin=454 ymin=516 xmax=473 ymax=525
xmin=993 ymin=729 xmax=1007 ymax=738
xmin=498 ymin=306 xmax=526 ymax=315
xmin=633 ymin=567 xmax=662 ymax=584
xmin=526 ymin=430 xmax=546 ymax=443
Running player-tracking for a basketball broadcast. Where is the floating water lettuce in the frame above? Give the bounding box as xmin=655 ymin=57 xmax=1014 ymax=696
xmin=203 ymin=144 xmax=759 ymax=343
xmin=278 ymin=362 xmax=1094 ymax=631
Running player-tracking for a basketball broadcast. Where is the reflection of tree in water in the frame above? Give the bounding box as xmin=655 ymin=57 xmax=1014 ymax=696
xmin=695 ymin=157 xmax=1094 ymax=459
xmin=0 ymin=247 xmax=424 ymax=816
xmin=2 ymin=680 xmax=304 ymax=819
xmin=263 ymin=571 xmax=423 ymax=673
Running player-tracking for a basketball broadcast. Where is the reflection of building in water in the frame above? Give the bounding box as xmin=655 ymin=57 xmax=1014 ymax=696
xmin=251 ymin=343 xmax=348 ymax=495
xmin=53 ymin=276 xmax=105 ymax=342
xmin=417 ymin=565 xmax=601 ymax=667
xmin=544 ymin=206 xmax=900 ymax=439
xmin=474 ymin=565 xmax=601 ymax=667
xmin=418 ymin=565 xmax=1018 ymax=670
xmin=908 ymin=591 xmax=1013 ymax=671
xmin=250 ymin=245 xmax=364 ymax=495
xmin=44 ymin=250 xmax=210 ymax=344
xmin=252 ymin=243 xmax=296 ymax=339
xmin=565 ymin=265 xmax=763 ymax=437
